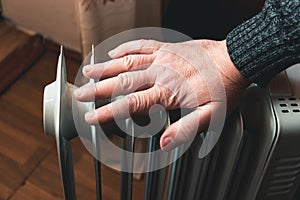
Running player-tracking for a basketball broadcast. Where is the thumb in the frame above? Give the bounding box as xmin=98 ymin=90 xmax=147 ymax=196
xmin=160 ymin=104 xmax=213 ymax=151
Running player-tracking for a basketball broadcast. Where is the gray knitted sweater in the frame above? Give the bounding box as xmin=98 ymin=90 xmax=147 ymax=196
xmin=226 ymin=0 xmax=300 ymax=86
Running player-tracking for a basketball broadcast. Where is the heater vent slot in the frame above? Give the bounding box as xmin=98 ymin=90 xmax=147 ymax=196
xmin=265 ymin=156 xmax=300 ymax=196
xmin=276 ymin=96 xmax=300 ymax=114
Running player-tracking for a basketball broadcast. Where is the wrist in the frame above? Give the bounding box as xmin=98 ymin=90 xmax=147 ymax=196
xmin=199 ymin=39 xmax=251 ymax=112
xmin=219 ymin=40 xmax=251 ymax=89
xmin=202 ymin=39 xmax=251 ymax=90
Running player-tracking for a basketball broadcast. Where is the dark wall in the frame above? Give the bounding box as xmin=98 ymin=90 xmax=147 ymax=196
xmin=162 ymin=0 xmax=265 ymax=40
xmin=0 ymin=1 xmax=2 ymax=18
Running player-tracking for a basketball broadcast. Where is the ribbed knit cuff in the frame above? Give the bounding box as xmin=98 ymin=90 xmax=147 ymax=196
xmin=226 ymin=0 xmax=300 ymax=86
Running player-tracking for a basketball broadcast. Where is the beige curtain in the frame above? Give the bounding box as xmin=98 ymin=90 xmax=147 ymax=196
xmin=76 ymin=0 xmax=162 ymax=57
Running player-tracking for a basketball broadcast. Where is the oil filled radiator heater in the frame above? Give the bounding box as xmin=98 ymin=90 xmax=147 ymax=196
xmin=43 ymin=46 xmax=300 ymax=200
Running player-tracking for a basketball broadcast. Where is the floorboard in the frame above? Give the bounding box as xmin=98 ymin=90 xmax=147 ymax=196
xmin=0 ymin=21 xmax=30 ymax=61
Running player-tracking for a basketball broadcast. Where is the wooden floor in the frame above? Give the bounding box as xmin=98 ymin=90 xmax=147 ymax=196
xmin=0 ymin=20 xmax=144 ymax=200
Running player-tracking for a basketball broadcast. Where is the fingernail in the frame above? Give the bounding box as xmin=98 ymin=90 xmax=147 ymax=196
xmin=74 ymin=88 xmax=82 ymax=97
xmin=74 ymin=85 xmax=89 ymax=98
xmin=83 ymin=65 xmax=93 ymax=73
xmin=108 ymin=50 xmax=116 ymax=57
xmin=85 ymin=111 xmax=95 ymax=121
xmin=161 ymin=136 xmax=173 ymax=149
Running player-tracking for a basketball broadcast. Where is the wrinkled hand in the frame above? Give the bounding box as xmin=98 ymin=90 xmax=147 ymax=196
xmin=74 ymin=39 xmax=249 ymax=151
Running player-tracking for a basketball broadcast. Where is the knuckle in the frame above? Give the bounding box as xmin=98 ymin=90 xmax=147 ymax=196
xmin=117 ymin=73 xmax=130 ymax=90
xmin=157 ymin=87 xmax=174 ymax=107
xmin=155 ymin=87 xmax=165 ymax=105
xmin=103 ymin=105 xmax=111 ymax=116
xmin=122 ymin=56 xmax=134 ymax=70
xmin=125 ymin=94 xmax=140 ymax=113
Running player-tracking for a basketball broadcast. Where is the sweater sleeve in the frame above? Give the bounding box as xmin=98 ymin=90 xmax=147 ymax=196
xmin=226 ymin=0 xmax=300 ymax=86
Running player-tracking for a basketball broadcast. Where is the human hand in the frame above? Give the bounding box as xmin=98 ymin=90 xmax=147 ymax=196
xmin=74 ymin=39 xmax=249 ymax=151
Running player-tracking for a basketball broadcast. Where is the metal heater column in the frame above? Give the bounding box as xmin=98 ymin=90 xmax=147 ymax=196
xmin=144 ymin=111 xmax=170 ymax=200
xmin=89 ymin=45 xmax=102 ymax=200
xmin=121 ymin=119 xmax=135 ymax=200
xmin=58 ymin=137 xmax=76 ymax=200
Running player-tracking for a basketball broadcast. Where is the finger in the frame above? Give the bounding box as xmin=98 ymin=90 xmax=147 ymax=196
xmin=160 ymin=103 xmax=215 ymax=151
xmin=83 ymin=54 xmax=155 ymax=79
xmin=74 ymin=70 xmax=156 ymax=101
xmin=84 ymin=86 xmax=165 ymax=124
xmin=108 ymin=39 xmax=163 ymax=58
